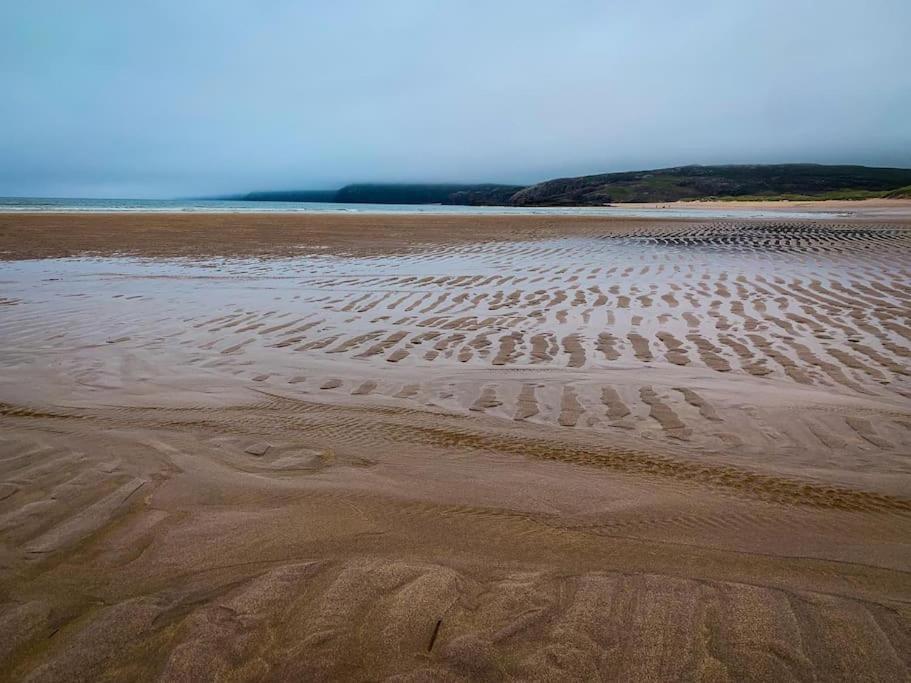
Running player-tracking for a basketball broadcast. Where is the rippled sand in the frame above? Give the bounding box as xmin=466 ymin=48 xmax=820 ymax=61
xmin=1 ymin=214 xmax=909 ymax=680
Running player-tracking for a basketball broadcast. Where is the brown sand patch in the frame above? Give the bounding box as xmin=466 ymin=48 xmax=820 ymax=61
xmin=351 ymin=380 xmax=377 ymax=396
xmin=561 ymin=334 xmax=586 ymax=368
xmin=514 ymin=384 xmax=540 ymax=421
xmin=558 ymin=386 xmax=583 ymax=427
xmin=627 ymin=333 xmax=654 ymax=362
xmin=640 ymin=386 xmax=691 ymax=440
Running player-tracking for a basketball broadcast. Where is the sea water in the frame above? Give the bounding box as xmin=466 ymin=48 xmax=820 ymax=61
xmin=0 ymin=195 xmax=848 ymax=220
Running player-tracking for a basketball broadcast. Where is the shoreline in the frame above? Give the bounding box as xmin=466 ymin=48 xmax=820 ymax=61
xmin=1 ymin=196 xmax=909 ymax=219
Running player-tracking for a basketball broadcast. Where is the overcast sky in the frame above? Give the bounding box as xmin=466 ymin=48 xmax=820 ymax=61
xmin=2 ymin=1 xmax=909 ymax=198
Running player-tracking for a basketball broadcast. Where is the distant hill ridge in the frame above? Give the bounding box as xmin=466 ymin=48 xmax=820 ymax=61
xmin=238 ymin=164 xmax=911 ymax=206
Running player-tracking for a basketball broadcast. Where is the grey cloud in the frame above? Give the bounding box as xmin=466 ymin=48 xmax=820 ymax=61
xmin=1 ymin=0 xmax=909 ymax=197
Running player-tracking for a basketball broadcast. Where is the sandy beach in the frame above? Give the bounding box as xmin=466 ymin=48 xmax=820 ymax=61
xmin=1 ymin=210 xmax=910 ymax=680
xmin=616 ymin=198 xmax=911 ymax=218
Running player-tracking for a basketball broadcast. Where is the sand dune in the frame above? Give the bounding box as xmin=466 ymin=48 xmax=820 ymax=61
xmin=1 ymin=213 xmax=910 ymax=679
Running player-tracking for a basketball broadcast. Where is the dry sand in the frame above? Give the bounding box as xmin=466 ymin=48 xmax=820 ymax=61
xmin=1 ymin=212 xmax=910 ymax=680
xmin=617 ymin=198 xmax=911 ymax=218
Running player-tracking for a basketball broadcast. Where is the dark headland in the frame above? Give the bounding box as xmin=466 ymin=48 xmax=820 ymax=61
xmin=234 ymin=163 xmax=911 ymax=206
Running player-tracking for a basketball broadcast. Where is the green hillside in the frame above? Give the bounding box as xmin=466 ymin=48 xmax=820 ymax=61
xmin=333 ymin=183 xmax=524 ymax=205
xmin=508 ymin=164 xmax=911 ymax=206
xmin=236 ymin=164 xmax=911 ymax=206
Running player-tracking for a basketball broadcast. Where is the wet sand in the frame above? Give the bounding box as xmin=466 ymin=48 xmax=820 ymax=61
xmin=1 ymin=212 xmax=910 ymax=680
xmin=0 ymin=212 xmax=644 ymax=260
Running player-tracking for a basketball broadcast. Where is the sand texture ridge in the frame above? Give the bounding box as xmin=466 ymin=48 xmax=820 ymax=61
xmin=1 ymin=212 xmax=910 ymax=681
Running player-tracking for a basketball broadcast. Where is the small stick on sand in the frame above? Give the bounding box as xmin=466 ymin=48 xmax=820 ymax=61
xmin=427 ymin=619 xmax=443 ymax=652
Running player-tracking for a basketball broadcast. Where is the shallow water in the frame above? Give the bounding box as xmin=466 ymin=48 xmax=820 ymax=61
xmin=3 ymin=224 xmax=907 ymax=446
xmin=0 ymin=195 xmax=850 ymax=219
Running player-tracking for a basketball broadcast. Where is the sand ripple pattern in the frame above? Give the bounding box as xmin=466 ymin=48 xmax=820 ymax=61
xmin=3 ymin=221 xmax=907 ymax=462
xmin=2 ymin=220 xmax=911 ymax=680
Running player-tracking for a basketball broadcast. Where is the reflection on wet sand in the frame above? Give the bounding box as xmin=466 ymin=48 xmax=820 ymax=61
xmin=1 ymin=217 xmax=909 ymax=679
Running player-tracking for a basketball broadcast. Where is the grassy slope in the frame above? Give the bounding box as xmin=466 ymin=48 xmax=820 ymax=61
xmin=884 ymin=185 xmax=911 ymax=199
xmin=235 ymin=165 xmax=911 ymax=206
xmin=508 ymin=164 xmax=911 ymax=205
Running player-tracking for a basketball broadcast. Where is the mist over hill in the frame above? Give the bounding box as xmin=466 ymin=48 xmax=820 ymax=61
xmin=237 ymin=184 xmax=523 ymax=206
xmin=237 ymin=164 xmax=911 ymax=207
xmin=334 ymin=184 xmax=524 ymax=206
